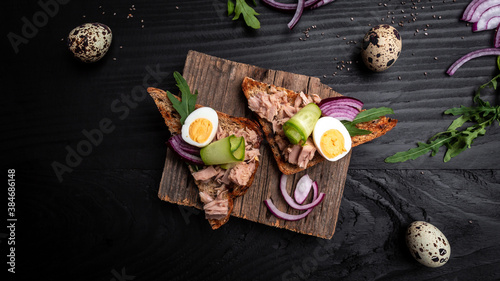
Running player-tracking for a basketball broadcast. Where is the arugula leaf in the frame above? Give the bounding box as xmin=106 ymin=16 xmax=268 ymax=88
xmin=386 ymin=118 xmax=493 ymax=163
xmin=342 ymin=122 xmax=372 ymax=136
xmin=342 ymin=107 xmax=395 ymax=136
xmin=166 ymin=71 xmax=198 ymax=125
xmin=227 ymin=0 xmax=235 ymax=16
xmin=228 ymin=0 xmax=260 ymax=29
xmin=385 ymin=138 xmax=448 ymax=163
xmin=385 ymin=59 xmax=500 ymax=163
xmin=351 ymin=107 xmax=394 ymax=124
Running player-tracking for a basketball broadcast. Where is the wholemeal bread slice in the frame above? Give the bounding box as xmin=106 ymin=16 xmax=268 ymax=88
xmin=148 ymin=87 xmax=263 ymax=229
xmin=241 ymin=77 xmax=397 ymax=175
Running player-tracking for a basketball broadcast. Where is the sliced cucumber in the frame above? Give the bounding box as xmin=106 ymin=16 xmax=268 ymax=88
xmin=283 ymin=103 xmax=322 ymax=145
xmin=200 ymin=135 xmax=245 ymax=166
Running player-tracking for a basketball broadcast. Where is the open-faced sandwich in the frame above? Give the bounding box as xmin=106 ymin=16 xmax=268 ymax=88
xmin=242 ymin=77 xmax=397 ymax=175
xmin=148 ymin=72 xmax=263 ymax=229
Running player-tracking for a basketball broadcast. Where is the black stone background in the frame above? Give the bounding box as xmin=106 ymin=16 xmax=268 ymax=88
xmin=2 ymin=0 xmax=500 ymax=280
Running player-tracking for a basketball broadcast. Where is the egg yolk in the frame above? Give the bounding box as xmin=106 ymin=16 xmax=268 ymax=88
xmin=189 ymin=118 xmax=213 ymax=143
xmin=320 ymin=129 xmax=346 ymax=159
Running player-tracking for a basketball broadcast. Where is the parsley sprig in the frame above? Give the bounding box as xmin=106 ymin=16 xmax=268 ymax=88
xmin=228 ymin=0 xmax=260 ymax=29
xmin=166 ymin=71 xmax=198 ymax=125
xmin=385 ymin=56 xmax=500 ymax=163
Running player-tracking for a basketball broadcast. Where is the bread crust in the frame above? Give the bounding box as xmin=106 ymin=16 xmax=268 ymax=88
xmin=241 ymin=77 xmax=397 ymax=175
xmin=351 ymin=115 xmax=398 ymax=147
xmin=148 ymin=87 xmax=263 ymax=229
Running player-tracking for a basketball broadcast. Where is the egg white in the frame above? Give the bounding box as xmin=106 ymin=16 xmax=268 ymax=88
xmin=312 ymin=117 xmax=351 ymax=161
xmin=181 ymin=107 xmax=219 ymax=147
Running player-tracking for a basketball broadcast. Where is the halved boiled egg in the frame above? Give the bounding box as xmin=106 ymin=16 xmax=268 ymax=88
xmin=312 ymin=117 xmax=351 ymax=161
xmin=181 ymin=107 xmax=219 ymax=147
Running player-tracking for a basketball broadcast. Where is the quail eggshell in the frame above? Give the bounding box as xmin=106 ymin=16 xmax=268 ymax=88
xmin=67 ymin=23 xmax=112 ymax=63
xmin=361 ymin=24 xmax=402 ymax=72
xmin=406 ymin=221 xmax=451 ymax=268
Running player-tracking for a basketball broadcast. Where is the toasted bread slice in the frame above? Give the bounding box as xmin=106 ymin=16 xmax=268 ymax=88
xmin=241 ymin=77 xmax=397 ymax=175
xmin=148 ymin=87 xmax=263 ymax=229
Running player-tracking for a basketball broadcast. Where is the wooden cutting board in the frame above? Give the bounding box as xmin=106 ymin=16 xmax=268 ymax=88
xmin=157 ymin=50 xmax=350 ymax=239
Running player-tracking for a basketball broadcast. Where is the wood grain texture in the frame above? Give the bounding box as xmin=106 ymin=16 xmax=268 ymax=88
xmin=157 ymin=50 xmax=349 ymax=238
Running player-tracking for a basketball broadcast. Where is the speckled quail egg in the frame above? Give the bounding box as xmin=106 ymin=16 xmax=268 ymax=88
xmin=181 ymin=107 xmax=219 ymax=147
xmin=67 ymin=23 xmax=112 ymax=63
xmin=406 ymin=221 xmax=451 ymax=268
xmin=361 ymin=24 xmax=402 ymax=72
xmin=312 ymin=117 xmax=351 ymax=161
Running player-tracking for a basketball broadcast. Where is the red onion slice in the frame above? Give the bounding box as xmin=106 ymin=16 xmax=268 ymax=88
xmin=495 ymin=25 xmax=500 ymax=48
xmin=320 ymin=104 xmax=361 ymax=115
xmin=261 ymin=0 xmax=321 ymax=11
xmin=264 ymin=181 xmax=319 ymax=221
xmin=318 ymin=97 xmax=362 ymax=122
xmin=318 ymin=96 xmax=364 ymax=110
xmin=462 ymin=0 xmax=483 ymax=21
xmin=294 ymin=174 xmax=313 ymax=204
xmin=446 ymin=48 xmax=500 ymax=76
xmin=280 ymin=174 xmax=325 ymax=210
xmin=472 ymin=5 xmax=500 ymax=31
xmin=320 ymin=105 xmax=360 ymax=121
xmin=311 ymin=0 xmax=336 ymax=10
xmin=170 ymin=135 xmax=201 ymax=155
xmin=288 ymin=0 xmax=305 ymax=30
xmin=167 ymin=135 xmax=204 ymax=165
xmin=467 ymin=0 xmax=500 ymax=23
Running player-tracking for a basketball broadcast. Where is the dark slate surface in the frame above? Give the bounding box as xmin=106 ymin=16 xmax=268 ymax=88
xmin=3 ymin=0 xmax=500 ymax=280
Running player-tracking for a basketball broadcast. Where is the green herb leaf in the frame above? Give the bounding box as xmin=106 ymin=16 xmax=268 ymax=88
xmin=386 ymin=112 xmax=496 ymax=163
xmin=166 ymin=71 xmax=198 ymax=125
xmin=232 ymin=0 xmax=260 ymax=29
xmin=445 ymin=115 xmax=468 ymax=131
xmin=189 ymin=164 xmax=202 ymax=172
xmin=444 ymin=105 xmax=495 ymax=118
xmin=342 ymin=122 xmax=372 ymax=136
xmin=351 ymin=107 xmax=394 ymax=124
xmin=228 ymin=0 xmax=235 ymax=16
xmin=342 ymin=107 xmax=394 ymax=136
xmin=385 ymin=140 xmax=445 ymax=163
xmin=385 ymin=61 xmax=500 ymax=164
